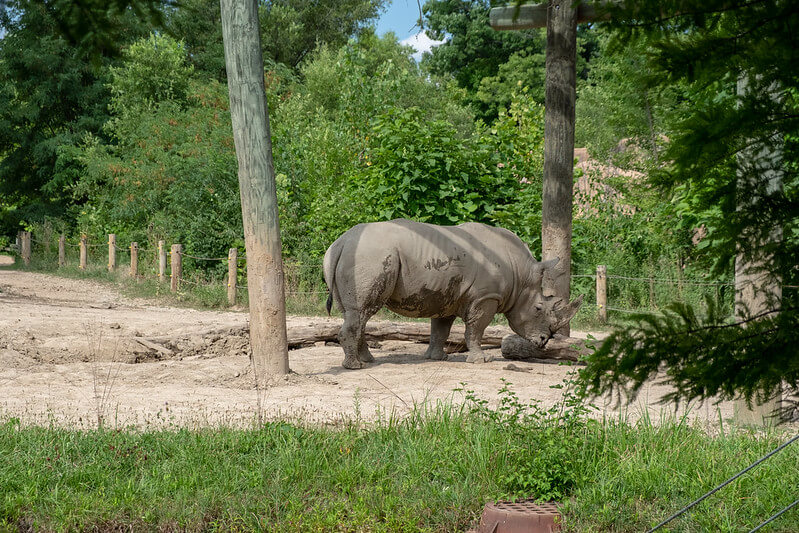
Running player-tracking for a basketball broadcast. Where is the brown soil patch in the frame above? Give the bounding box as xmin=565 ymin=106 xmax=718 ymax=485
xmin=0 ymin=261 xmax=735 ymax=429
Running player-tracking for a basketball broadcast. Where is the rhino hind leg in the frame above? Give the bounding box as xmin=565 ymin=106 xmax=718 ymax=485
xmin=339 ymin=311 xmax=367 ymax=369
xmin=340 ymin=305 xmax=382 ymax=368
xmin=464 ymin=299 xmax=499 ymax=364
xmin=424 ymin=316 xmax=456 ymax=360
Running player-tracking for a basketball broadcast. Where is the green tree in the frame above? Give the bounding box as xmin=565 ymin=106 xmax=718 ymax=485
xmin=0 ymin=0 xmax=151 ymax=234
xmin=580 ymin=0 xmax=799 ymax=413
xmin=165 ymin=0 xmax=388 ymax=76
xmin=260 ymin=0 xmax=388 ymax=68
xmin=422 ymin=0 xmax=547 ymax=120
xmin=165 ymin=0 xmax=227 ymax=80
xmin=271 ymin=32 xmax=476 ymax=259
xmin=74 ymin=34 xmax=240 ymax=267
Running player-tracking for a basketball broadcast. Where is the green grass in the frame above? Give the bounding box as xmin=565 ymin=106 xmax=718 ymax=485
xmin=1 ymin=390 xmax=797 ymax=532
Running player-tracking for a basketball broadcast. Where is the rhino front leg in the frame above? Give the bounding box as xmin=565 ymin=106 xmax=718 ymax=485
xmin=424 ymin=316 xmax=456 ymax=360
xmin=464 ymin=299 xmax=499 ymax=364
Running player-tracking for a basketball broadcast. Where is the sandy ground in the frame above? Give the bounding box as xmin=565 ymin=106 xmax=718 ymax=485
xmin=0 ymin=255 xmax=737 ymax=429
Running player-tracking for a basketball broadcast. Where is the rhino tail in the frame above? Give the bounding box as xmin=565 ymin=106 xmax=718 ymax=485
xmin=322 ymin=238 xmax=344 ymax=316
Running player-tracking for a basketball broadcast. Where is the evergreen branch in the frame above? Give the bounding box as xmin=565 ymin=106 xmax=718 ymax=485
xmin=609 ymin=0 xmax=772 ymax=29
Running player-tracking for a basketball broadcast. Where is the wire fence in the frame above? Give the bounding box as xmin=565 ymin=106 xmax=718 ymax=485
xmin=7 ymin=230 xmax=795 ymax=322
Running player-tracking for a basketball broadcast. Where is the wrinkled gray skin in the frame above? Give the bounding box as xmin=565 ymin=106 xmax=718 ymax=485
xmin=323 ymin=219 xmax=583 ymax=369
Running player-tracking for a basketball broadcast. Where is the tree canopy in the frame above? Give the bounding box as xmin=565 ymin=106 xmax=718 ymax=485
xmin=579 ymin=0 xmax=799 ymax=413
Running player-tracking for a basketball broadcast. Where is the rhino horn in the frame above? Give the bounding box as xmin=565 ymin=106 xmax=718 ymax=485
xmin=551 ymin=294 xmax=584 ymax=331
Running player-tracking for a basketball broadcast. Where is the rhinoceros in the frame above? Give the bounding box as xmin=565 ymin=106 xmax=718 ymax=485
xmin=323 ymin=219 xmax=583 ymax=369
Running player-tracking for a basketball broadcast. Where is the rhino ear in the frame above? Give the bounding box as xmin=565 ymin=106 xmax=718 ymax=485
xmin=532 ymin=258 xmax=560 ymax=283
xmin=539 ymin=257 xmax=559 ymax=271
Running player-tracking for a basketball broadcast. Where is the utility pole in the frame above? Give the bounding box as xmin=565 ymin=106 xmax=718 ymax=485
xmin=733 ymin=75 xmax=783 ymax=425
xmin=220 ymin=0 xmax=289 ymax=380
xmin=491 ymin=2 xmax=604 ymax=334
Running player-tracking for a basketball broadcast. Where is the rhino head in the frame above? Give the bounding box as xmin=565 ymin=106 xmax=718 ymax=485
xmin=505 ymin=258 xmax=584 ymax=347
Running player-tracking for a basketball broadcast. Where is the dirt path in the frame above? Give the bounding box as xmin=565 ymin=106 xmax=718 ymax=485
xmin=0 ymin=258 xmax=735 ymax=429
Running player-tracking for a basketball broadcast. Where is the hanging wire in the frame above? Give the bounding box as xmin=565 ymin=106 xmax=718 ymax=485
xmin=178 ymin=251 xmax=228 ymax=262
xmin=748 ymin=498 xmax=799 ymax=533
xmin=608 ymin=274 xmax=733 ymax=286
xmin=647 ymin=434 xmax=799 ymax=532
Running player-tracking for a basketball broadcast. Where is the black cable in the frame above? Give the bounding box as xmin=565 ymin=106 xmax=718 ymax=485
xmin=647 ymin=434 xmax=799 ymax=532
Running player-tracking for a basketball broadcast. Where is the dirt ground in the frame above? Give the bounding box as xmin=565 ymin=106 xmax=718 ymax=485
xmin=0 ymin=256 xmax=736 ymax=429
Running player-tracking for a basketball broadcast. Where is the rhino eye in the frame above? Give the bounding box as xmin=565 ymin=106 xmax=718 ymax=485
xmin=534 ymin=303 xmax=544 ymax=311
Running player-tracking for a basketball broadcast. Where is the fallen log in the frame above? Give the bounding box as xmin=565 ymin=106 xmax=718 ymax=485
xmin=138 ymin=320 xmax=595 ymax=363
xmin=284 ymin=321 xmax=512 ymax=350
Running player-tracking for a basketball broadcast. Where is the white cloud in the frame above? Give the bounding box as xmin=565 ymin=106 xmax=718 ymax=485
xmin=401 ymin=31 xmax=445 ymax=62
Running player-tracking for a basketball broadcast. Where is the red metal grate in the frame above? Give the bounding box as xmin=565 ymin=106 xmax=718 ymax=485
xmin=478 ymin=499 xmax=562 ymax=533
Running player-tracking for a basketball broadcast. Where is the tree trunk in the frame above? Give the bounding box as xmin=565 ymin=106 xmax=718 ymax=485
xmin=542 ymin=0 xmax=577 ymax=335
xmin=220 ymin=0 xmax=289 ymax=379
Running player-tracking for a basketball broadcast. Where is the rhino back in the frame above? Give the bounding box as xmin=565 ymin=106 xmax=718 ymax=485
xmin=357 ymin=220 xmax=532 ymax=317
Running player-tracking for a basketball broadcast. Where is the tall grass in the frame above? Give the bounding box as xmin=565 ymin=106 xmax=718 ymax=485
xmin=1 ymin=383 xmax=797 ymax=532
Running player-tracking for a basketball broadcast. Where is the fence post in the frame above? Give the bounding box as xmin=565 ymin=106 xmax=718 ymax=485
xmin=130 ymin=242 xmax=138 ymax=279
xmin=79 ymin=235 xmax=88 ymax=270
xmin=58 ymin=234 xmax=66 ymax=267
xmin=158 ymin=240 xmax=166 ymax=282
xmin=596 ymin=265 xmax=607 ymax=323
xmin=227 ymin=247 xmax=238 ymax=306
xmin=21 ymin=231 xmax=31 ymax=266
xmin=649 ymin=277 xmax=656 ymax=309
xmin=108 ymin=234 xmax=116 ymax=272
xmin=170 ymin=244 xmax=182 ymax=292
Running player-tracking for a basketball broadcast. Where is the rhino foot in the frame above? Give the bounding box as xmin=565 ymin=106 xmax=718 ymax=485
xmin=424 ymin=347 xmax=448 ymax=361
xmin=466 ymin=352 xmax=494 ymax=364
xmin=342 ymin=358 xmax=363 ymax=370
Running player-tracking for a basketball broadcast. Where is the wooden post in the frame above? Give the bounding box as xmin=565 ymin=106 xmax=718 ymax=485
xmin=596 ymin=265 xmax=607 ymax=323
xmin=58 ymin=234 xmax=66 ymax=267
xmin=227 ymin=247 xmax=238 ymax=306
xmin=158 ymin=240 xmax=167 ymax=282
xmin=170 ymin=244 xmax=182 ymax=292
xmin=130 ymin=242 xmax=138 ymax=279
xmin=649 ymin=276 xmax=656 ymax=309
xmin=540 ymin=0 xmax=578 ymax=336
xmin=108 ymin=234 xmax=116 ymax=272
xmin=20 ymin=231 xmax=31 ymax=267
xmin=79 ymin=235 xmax=88 ymax=270
xmin=221 ymin=0 xmax=290 ymax=378
xmin=733 ymin=75 xmax=783 ymax=426
xmin=491 ymin=2 xmax=590 ymax=337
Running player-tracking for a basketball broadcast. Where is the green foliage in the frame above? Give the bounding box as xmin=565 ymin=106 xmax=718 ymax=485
xmin=459 ymin=375 xmax=594 ymax=502
xmin=356 ymin=107 xmax=502 ymax=225
xmin=271 ymin=33 xmax=477 ymax=259
xmin=583 ymin=298 xmax=798 ymax=408
xmin=165 ymin=0 xmax=227 ymax=80
xmin=579 ymin=0 xmax=799 ymax=407
xmin=108 ymin=34 xmax=195 ymax=114
xmin=422 ymin=0 xmax=547 ymax=120
xmin=74 ymin=34 xmax=239 ymax=271
xmin=0 ymin=1 xmax=126 ymax=229
xmin=260 ymin=0 xmax=388 ymax=68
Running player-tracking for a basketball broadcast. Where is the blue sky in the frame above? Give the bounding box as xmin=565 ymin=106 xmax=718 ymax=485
xmin=375 ymin=0 xmax=424 ymax=41
xmin=375 ymin=1 xmax=444 ymax=60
